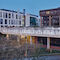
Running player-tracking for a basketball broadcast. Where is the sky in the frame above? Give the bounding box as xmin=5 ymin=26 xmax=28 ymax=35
xmin=0 ymin=0 xmax=60 ymax=16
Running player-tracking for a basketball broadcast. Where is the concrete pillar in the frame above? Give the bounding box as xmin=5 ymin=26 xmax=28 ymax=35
xmin=47 ymin=37 xmax=50 ymax=49
xmin=40 ymin=16 xmax=42 ymax=27
xmin=59 ymin=15 xmax=60 ymax=27
xmin=17 ymin=36 xmax=19 ymax=42
xmin=6 ymin=34 xmax=9 ymax=40
xmin=30 ymin=36 xmax=32 ymax=44
xmin=25 ymin=36 xmax=28 ymax=57
xmin=49 ymin=16 xmax=52 ymax=27
xmin=25 ymin=36 xmax=27 ymax=44
xmin=34 ymin=36 xmax=38 ymax=44
xmin=17 ymin=35 xmax=21 ymax=46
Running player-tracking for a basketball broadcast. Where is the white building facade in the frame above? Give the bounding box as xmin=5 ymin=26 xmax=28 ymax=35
xmin=0 ymin=9 xmax=39 ymax=27
xmin=25 ymin=13 xmax=40 ymax=27
xmin=0 ymin=9 xmax=24 ymax=27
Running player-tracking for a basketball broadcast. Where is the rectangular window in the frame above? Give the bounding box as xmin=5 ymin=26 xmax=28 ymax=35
xmin=0 ymin=12 xmax=2 ymax=17
xmin=9 ymin=13 xmax=11 ymax=18
xmin=0 ymin=19 xmax=3 ymax=24
xmin=6 ymin=13 xmax=7 ymax=18
xmin=30 ymin=17 xmax=37 ymax=26
xmin=3 ymin=12 xmax=8 ymax=18
xmin=19 ymin=15 xmax=21 ymax=19
xmin=3 ymin=12 xmax=5 ymax=18
xmin=9 ymin=20 xmax=10 ymax=24
xmin=14 ymin=20 xmax=15 ymax=24
xmin=16 ymin=14 xmax=18 ymax=19
xmin=12 ymin=13 xmax=14 ymax=18
xmin=11 ymin=20 xmax=13 ymax=24
xmin=5 ymin=19 xmax=7 ymax=24
xmin=51 ymin=16 xmax=59 ymax=27
xmin=19 ymin=21 xmax=21 ymax=25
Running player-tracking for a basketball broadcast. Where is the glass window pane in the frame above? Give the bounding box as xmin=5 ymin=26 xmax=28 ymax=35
xmin=3 ymin=13 xmax=7 ymax=18
xmin=9 ymin=20 xmax=10 ymax=24
xmin=5 ymin=19 xmax=7 ymax=24
xmin=0 ymin=12 xmax=2 ymax=17
xmin=30 ymin=17 xmax=37 ymax=26
xmin=9 ymin=13 xmax=11 ymax=18
xmin=0 ymin=19 xmax=3 ymax=24
xmin=11 ymin=20 xmax=13 ymax=24
xmin=16 ymin=14 xmax=18 ymax=19
xmin=12 ymin=13 xmax=14 ymax=18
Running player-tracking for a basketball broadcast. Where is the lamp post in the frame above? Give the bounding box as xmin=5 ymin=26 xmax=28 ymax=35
xmin=23 ymin=9 xmax=26 ymax=27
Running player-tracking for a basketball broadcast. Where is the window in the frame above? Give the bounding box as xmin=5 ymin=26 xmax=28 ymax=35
xmin=9 ymin=20 xmax=10 ymax=24
xmin=43 ymin=16 xmax=49 ymax=26
xmin=51 ymin=16 xmax=59 ymax=27
xmin=12 ymin=13 xmax=14 ymax=18
xmin=9 ymin=13 xmax=11 ymax=18
xmin=50 ymin=11 xmax=57 ymax=14
xmin=41 ymin=11 xmax=45 ymax=14
xmin=30 ymin=17 xmax=37 ymax=26
xmin=11 ymin=20 xmax=14 ymax=24
xmin=19 ymin=15 xmax=21 ymax=19
xmin=16 ymin=14 xmax=18 ymax=19
xmin=5 ymin=19 xmax=7 ymax=24
xmin=19 ymin=21 xmax=21 ymax=25
xmin=0 ymin=19 xmax=3 ymax=24
xmin=3 ymin=12 xmax=8 ymax=18
xmin=3 ymin=12 xmax=5 ymax=18
xmin=0 ymin=12 xmax=2 ymax=17
xmin=6 ymin=13 xmax=7 ymax=18
xmin=14 ymin=20 xmax=15 ymax=24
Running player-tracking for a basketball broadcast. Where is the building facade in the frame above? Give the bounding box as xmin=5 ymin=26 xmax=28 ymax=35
xmin=39 ymin=8 xmax=60 ymax=49
xmin=25 ymin=13 xmax=40 ymax=27
xmin=0 ymin=9 xmax=24 ymax=27
xmin=0 ymin=9 xmax=39 ymax=27
xmin=0 ymin=9 xmax=40 ymax=47
xmin=40 ymin=7 xmax=60 ymax=27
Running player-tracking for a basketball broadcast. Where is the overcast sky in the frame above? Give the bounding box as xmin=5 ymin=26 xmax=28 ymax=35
xmin=0 ymin=0 xmax=60 ymax=16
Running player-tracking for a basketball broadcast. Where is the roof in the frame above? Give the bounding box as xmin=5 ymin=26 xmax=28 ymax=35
xmin=40 ymin=7 xmax=60 ymax=12
xmin=29 ymin=14 xmax=38 ymax=17
xmin=0 ymin=9 xmax=38 ymax=17
xmin=0 ymin=9 xmax=23 ymax=14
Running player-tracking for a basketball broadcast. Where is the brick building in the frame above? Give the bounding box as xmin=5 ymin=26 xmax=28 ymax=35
xmin=40 ymin=7 xmax=60 ymax=27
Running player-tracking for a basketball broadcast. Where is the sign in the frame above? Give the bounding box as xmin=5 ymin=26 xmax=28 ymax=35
xmin=46 ymin=11 xmax=50 ymax=14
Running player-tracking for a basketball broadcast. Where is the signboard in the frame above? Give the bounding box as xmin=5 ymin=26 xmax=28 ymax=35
xmin=46 ymin=11 xmax=50 ymax=14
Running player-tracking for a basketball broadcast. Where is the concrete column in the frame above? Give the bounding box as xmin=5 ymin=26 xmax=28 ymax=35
xmin=59 ymin=15 xmax=60 ymax=27
xmin=17 ymin=36 xmax=20 ymax=42
xmin=30 ymin=36 xmax=32 ymax=44
xmin=34 ymin=36 xmax=38 ymax=44
xmin=49 ymin=16 xmax=52 ymax=27
xmin=25 ymin=36 xmax=27 ymax=57
xmin=17 ymin=35 xmax=21 ymax=46
xmin=25 ymin=36 xmax=27 ymax=44
xmin=40 ymin=16 xmax=42 ymax=27
xmin=6 ymin=34 xmax=9 ymax=40
xmin=47 ymin=37 xmax=50 ymax=49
